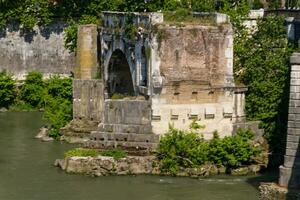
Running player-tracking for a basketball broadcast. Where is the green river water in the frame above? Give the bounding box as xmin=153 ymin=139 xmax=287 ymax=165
xmin=0 ymin=112 xmax=277 ymax=200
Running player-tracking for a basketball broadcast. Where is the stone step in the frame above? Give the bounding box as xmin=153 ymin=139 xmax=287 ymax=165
xmin=96 ymin=123 xmax=152 ymax=134
xmin=84 ymin=140 xmax=158 ymax=150
xmin=90 ymin=132 xmax=159 ymax=143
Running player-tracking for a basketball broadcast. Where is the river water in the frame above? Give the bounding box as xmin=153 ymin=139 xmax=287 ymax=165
xmin=0 ymin=112 xmax=276 ymax=200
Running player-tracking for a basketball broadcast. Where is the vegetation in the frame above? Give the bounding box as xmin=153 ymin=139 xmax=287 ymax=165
xmin=65 ymin=148 xmax=100 ymax=158
xmin=0 ymin=72 xmax=73 ymax=139
xmin=100 ymin=150 xmax=128 ymax=159
xmin=0 ymin=72 xmax=16 ymax=108
xmin=64 ymin=148 xmax=127 ymax=159
xmin=0 ymin=0 xmax=295 ymax=167
xmin=20 ymin=71 xmax=45 ymax=108
xmin=157 ymin=127 xmax=260 ymax=174
xmin=234 ymin=15 xmax=292 ymax=166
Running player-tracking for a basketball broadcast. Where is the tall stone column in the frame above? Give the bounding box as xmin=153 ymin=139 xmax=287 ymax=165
xmin=279 ymin=53 xmax=300 ymax=188
xmin=73 ymin=24 xmax=104 ymax=122
xmin=75 ymin=24 xmax=99 ymax=79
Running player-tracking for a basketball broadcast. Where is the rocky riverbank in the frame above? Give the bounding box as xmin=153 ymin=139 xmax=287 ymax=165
xmin=55 ymin=155 xmax=265 ymax=177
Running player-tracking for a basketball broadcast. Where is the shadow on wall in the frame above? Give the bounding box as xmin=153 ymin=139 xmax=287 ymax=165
xmin=0 ymin=20 xmax=67 ymax=43
xmin=285 ymin=137 xmax=300 ymax=198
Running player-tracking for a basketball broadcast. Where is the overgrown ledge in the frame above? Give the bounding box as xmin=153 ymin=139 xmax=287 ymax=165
xmin=55 ymin=127 xmax=269 ymax=177
xmin=54 ymin=155 xmax=264 ymax=177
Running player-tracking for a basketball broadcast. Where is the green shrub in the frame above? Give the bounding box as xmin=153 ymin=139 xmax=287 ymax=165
xmin=20 ymin=71 xmax=45 ymax=108
xmin=100 ymin=150 xmax=128 ymax=159
xmin=0 ymin=72 xmax=16 ymax=108
xmin=208 ymin=129 xmax=258 ymax=168
xmin=64 ymin=148 xmax=100 ymax=158
xmin=44 ymin=96 xmax=72 ymax=139
xmin=157 ymin=127 xmax=209 ymax=174
xmin=43 ymin=75 xmax=73 ymax=139
xmin=45 ymin=75 xmax=72 ymax=100
xmin=157 ymin=127 xmax=259 ymax=174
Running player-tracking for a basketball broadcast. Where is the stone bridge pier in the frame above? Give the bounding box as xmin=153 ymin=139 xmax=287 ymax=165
xmin=68 ymin=11 xmax=249 ymax=149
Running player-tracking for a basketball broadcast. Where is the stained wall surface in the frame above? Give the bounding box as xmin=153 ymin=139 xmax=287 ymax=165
xmin=0 ymin=22 xmax=75 ymax=79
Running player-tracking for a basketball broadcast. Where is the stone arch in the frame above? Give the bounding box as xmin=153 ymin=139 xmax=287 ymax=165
xmin=106 ymin=49 xmax=135 ymax=97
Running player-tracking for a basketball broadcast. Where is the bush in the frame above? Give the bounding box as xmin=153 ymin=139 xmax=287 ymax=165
xmin=43 ymin=75 xmax=73 ymax=139
xmin=157 ymin=127 xmax=259 ymax=174
xmin=20 ymin=71 xmax=45 ymax=108
xmin=157 ymin=127 xmax=209 ymax=174
xmin=208 ymin=129 xmax=258 ymax=168
xmin=0 ymin=72 xmax=16 ymax=108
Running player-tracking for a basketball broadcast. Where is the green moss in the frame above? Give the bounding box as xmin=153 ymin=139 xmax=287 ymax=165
xmin=111 ymin=93 xmax=125 ymax=100
xmin=100 ymin=150 xmax=128 ymax=159
xmin=64 ymin=148 xmax=100 ymax=158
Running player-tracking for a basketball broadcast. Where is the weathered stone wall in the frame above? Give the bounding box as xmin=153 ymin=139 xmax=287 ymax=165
xmin=151 ymin=22 xmax=241 ymax=138
xmin=73 ymin=79 xmax=104 ymax=122
xmin=75 ymin=24 xmax=99 ymax=79
xmin=0 ymin=22 xmax=75 ymax=79
xmin=103 ymin=100 xmax=151 ymax=126
xmin=279 ymin=53 xmax=300 ymax=189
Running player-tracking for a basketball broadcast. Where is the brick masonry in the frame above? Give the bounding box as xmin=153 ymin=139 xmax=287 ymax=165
xmin=279 ymin=53 xmax=300 ymax=188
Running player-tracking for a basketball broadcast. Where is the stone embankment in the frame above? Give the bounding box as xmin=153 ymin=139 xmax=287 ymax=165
xmin=55 ymin=155 xmax=265 ymax=177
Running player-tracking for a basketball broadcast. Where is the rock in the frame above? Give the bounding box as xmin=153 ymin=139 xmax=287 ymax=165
xmin=259 ymin=183 xmax=300 ymax=200
xmin=55 ymin=155 xmax=159 ymax=176
xmin=35 ymin=127 xmax=54 ymax=142
xmin=42 ymin=136 xmax=54 ymax=142
xmin=35 ymin=127 xmax=49 ymax=139
xmin=248 ymin=165 xmax=261 ymax=174
xmin=0 ymin=107 xmax=8 ymax=112
xmin=231 ymin=167 xmax=249 ymax=176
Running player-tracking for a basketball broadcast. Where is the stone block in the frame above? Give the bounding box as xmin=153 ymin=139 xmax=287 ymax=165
xmin=279 ymin=165 xmax=300 ymax=188
xmin=284 ymin=155 xmax=300 ymax=168
xmin=291 ymin=79 xmax=300 ymax=86
xmin=289 ymin=107 xmax=300 ymax=114
xmin=290 ymin=93 xmax=300 ymax=100
xmin=285 ymin=149 xmax=300 ymax=156
xmin=286 ymin=142 xmax=300 ymax=150
xmin=292 ymin=65 xmax=300 ymax=71
xmin=287 ymin=135 xmax=300 ymax=142
xmin=291 ymin=72 xmax=300 ymax=79
xmin=290 ymin=86 xmax=300 ymax=93
xmin=290 ymin=53 xmax=300 ymax=64
xmin=288 ymin=121 xmax=300 ymax=128
xmin=288 ymin=128 xmax=300 ymax=135
xmin=289 ymin=99 xmax=300 ymax=107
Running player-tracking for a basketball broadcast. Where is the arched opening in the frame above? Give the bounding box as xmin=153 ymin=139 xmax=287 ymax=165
xmin=107 ymin=49 xmax=135 ymax=97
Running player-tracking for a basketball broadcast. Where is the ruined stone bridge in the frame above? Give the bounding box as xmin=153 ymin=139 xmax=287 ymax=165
xmin=68 ymin=11 xmax=250 ymax=149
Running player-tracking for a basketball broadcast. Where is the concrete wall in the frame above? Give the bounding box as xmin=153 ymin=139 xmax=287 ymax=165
xmin=0 ymin=22 xmax=75 ymax=80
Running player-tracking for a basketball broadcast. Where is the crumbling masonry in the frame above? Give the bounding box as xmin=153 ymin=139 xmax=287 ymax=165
xmin=69 ymin=12 xmax=250 ymax=149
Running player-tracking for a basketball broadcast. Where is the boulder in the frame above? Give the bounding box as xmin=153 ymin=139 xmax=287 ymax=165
xmin=231 ymin=167 xmax=249 ymax=176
